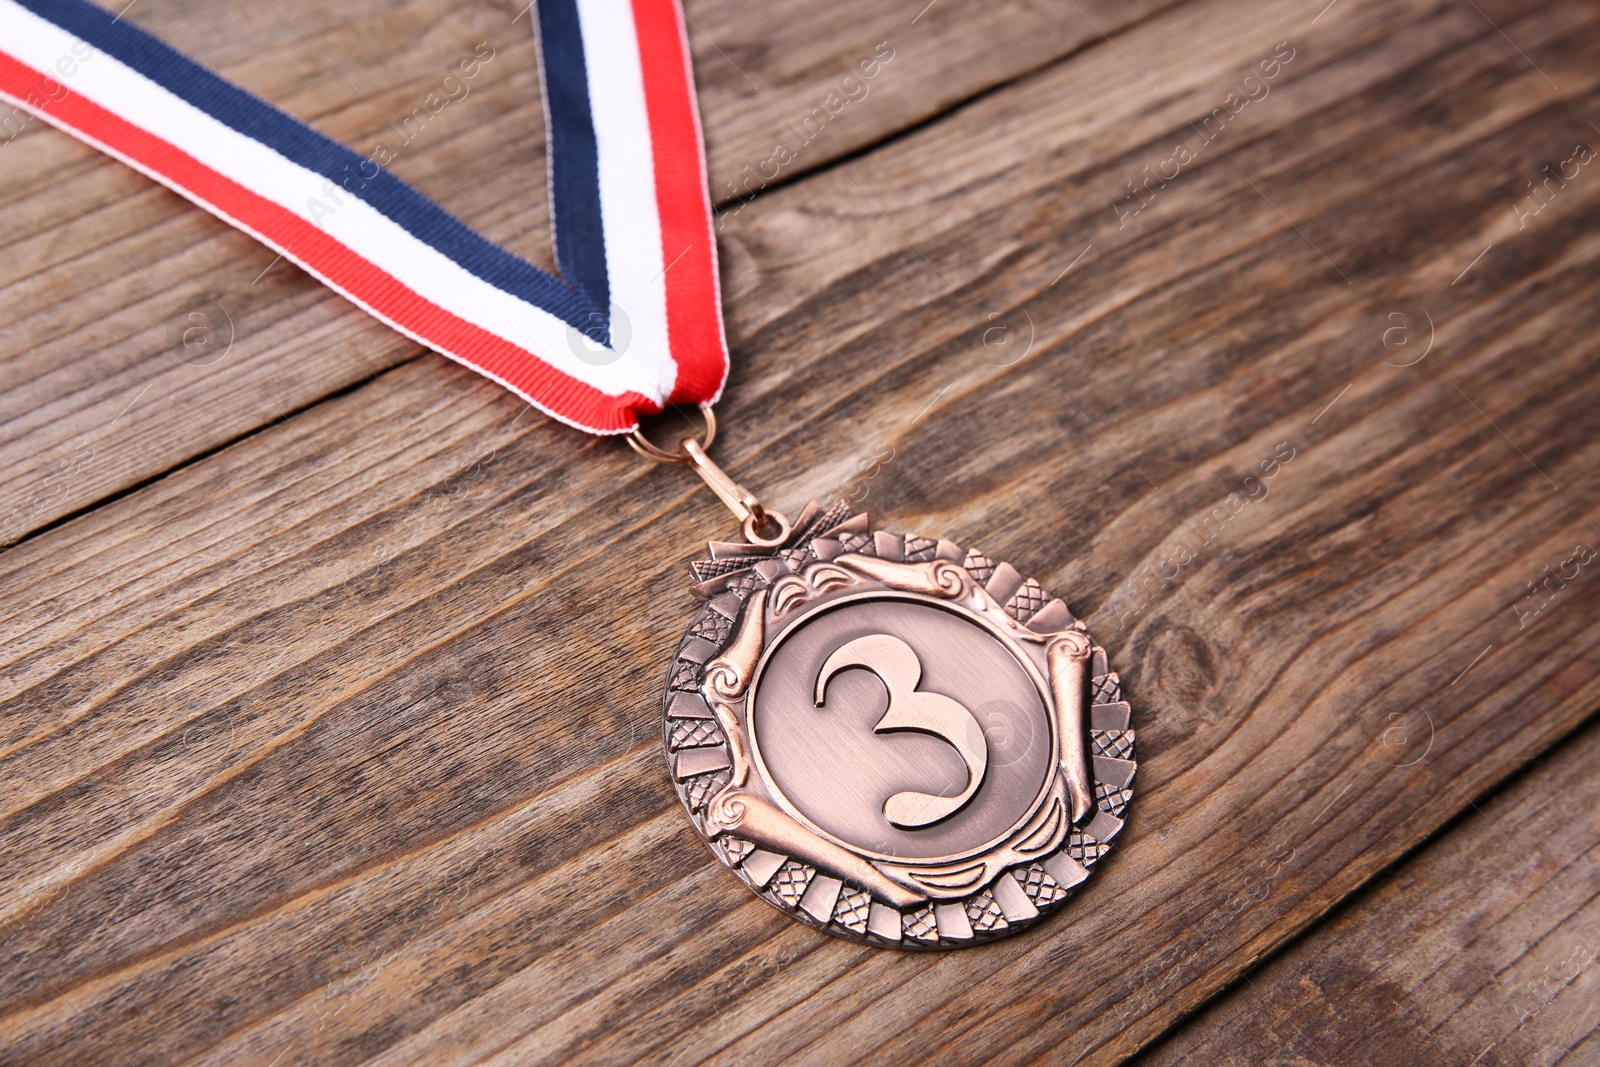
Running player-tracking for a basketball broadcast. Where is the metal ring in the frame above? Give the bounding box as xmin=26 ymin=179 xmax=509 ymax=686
xmin=741 ymin=508 xmax=792 ymax=549
xmin=627 ymin=405 xmax=717 ymax=464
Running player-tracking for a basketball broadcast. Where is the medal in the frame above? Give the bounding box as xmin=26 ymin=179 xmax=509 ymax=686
xmin=632 ymin=420 xmax=1136 ymax=947
xmin=2 ymin=0 xmax=1134 ymax=949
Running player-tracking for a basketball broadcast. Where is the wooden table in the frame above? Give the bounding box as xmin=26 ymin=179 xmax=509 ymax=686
xmin=3 ymin=0 xmax=1598 ymax=1062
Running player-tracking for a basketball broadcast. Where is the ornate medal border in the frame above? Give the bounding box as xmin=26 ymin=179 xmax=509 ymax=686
xmin=660 ymin=502 xmax=1137 ymax=949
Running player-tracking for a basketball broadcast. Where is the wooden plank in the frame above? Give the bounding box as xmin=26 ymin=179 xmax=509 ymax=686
xmin=0 ymin=0 xmax=1177 ymax=545
xmin=2 ymin=0 xmax=1600 ymax=1064
xmin=1138 ymin=715 xmax=1600 ymax=1067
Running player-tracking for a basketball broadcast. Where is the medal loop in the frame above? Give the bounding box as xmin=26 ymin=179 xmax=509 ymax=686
xmin=628 ymin=406 xmax=791 ymax=548
xmin=626 ymin=404 xmax=718 ymax=462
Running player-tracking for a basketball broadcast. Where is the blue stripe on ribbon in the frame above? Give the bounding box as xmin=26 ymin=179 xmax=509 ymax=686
xmin=20 ymin=0 xmax=610 ymax=333
xmin=537 ymin=0 xmax=611 ymax=346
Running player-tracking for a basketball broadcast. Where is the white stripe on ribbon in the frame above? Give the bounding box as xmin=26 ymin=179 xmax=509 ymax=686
xmin=578 ymin=0 xmax=674 ymax=400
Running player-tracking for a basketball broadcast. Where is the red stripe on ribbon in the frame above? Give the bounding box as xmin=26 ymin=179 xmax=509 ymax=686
xmin=631 ymin=0 xmax=728 ymax=409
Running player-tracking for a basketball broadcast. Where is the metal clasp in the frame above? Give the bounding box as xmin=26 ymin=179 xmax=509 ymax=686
xmin=627 ymin=405 xmax=791 ymax=548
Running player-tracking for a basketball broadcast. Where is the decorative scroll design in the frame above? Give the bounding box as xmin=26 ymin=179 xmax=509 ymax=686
xmin=1047 ymin=631 xmax=1095 ymax=824
xmin=832 ymin=555 xmax=969 ymax=600
xmin=769 ymin=563 xmax=855 ymax=617
xmin=702 ymin=588 xmax=767 ymax=700
xmin=709 ymin=700 xmax=751 ymax=789
xmin=704 ymin=787 xmax=923 ymax=909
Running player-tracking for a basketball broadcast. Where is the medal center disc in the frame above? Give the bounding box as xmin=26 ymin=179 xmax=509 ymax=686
xmin=748 ymin=596 xmax=1054 ymax=863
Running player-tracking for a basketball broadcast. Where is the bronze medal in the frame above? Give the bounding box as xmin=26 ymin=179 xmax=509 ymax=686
xmin=653 ymin=492 xmax=1137 ymax=949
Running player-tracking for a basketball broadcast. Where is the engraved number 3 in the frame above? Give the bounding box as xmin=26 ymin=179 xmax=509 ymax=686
xmin=813 ymin=633 xmax=989 ymax=829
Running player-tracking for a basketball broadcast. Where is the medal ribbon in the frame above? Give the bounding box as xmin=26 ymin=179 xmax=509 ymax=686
xmin=0 ymin=0 xmax=727 ymax=433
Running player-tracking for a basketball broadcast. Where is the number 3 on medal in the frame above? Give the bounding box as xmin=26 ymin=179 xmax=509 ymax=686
xmin=813 ymin=633 xmax=989 ymax=829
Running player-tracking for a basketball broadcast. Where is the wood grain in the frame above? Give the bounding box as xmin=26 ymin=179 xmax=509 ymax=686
xmin=1139 ymin=714 xmax=1600 ymax=1067
xmin=2 ymin=0 xmax=1600 ymax=1063
xmin=0 ymin=0 xmax=1178 ymax=545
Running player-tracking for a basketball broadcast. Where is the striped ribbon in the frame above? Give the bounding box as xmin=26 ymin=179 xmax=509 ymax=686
xmin=0 ymin=0 xmax=727 ymax=433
